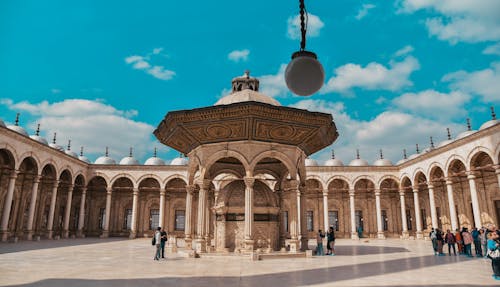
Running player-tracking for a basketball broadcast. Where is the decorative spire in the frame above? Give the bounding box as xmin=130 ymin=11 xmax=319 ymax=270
xmin=14 ymin=113 xmax=20 ymax=126
xmin=129 ymin=147 xmax=133 ymax=157
xmin=80 ymin=146 xmax=84 ymax=156
xmin=153 ymin=147 xmax=157 ymax=157
xmin=416 ymin=144 xmax=420 ymax=154
xmin=491 ymin=106 xmax=496 ymax=120
xmin=35 ymin=124 xmax=40 ymax=136
xmin=331 ymin=149 xmax=335 ymax=159
xmin=379 ymin=149 xmax=384 ymax=159
xmin=466 ymin=118 xmax=471 ymax=131
xmin=67 ymin=140 xmax=71 ymax=151
xmin=430 ymin=136 xmax=434 ymax=149
xmin=446 ymin=128 xmax=451 ymax=140
xmin=231 ymin=70 xmax=259 ymax=92
xmin=356 ymin=149 xmax=360 ymax=159
xmin=105 ymin=147 xmax=109 ymax=157
xmin=403 ymin=149 xmax=407 ymax=159
xmin=52 ymin=132 xmax=57 ymax=144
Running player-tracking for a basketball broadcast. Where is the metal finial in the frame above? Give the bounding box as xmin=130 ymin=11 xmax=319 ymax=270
xmin=430 ymin=136 xmax=434 ymax=149
xmin=105 ymin=147 xmax=109 ymax=157
xmin=129 ymin=147 xmax=133 ymax=157
xmin=491 ymin=106 xmax=496 ymax=120
xmin=80 ymin=146 xmax=84 ymax=156
xmin=35 ymin=124 xmax=40 ymax=136
xmin=331 ymin=149 xmax=335 ymax=159
xmin=153 ymin=147 xmax=157 ymax=157
xmin=356 ymin=149 xmax=360 ymax=159
xmin=244 ymin=70 xmax=250 ymax=78
xmin=403 ymin=149 xmax=407 ymax=159
xmin=52 ymin=132 xmax=57 ymax=144
xmin=379 ymin=149 xmax=383 ymax=159
xmin=14 ymin=113 xmax=20 ymax=126
xmin=416 ymin=144 xmax=420 ymax=154
xmin=179 ymin=152 xmax=183 ymax=158
xmin=67 ymin=140 xmax=71 ymax=151
xmin=446 ymin=128 xmax=451 ymax=140
xmin=466 ymin=118 xmax=471 ymax=131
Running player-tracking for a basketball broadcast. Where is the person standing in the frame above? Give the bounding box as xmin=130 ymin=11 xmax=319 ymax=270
xmin=455 ymin=228 xmax=463 ymax=254
xmin=436 ymin=229 xmax=445 ymax=256
xmin=463 ymin=228 xmax=473 ymax=257
xmin=316 ymin=229 xmax=325 ymax=256
xmin=326 ymin=226 xmax=336 ymax=255
xmin=480 ymin=228 xmax=488 ymax=257
xmin=160 ymin=228 xmax=168 ymax=259
xmin=471 ymin=227 xmax=482 ymax=257
xmin=430 ymin=228 xmax=438 ymax=255
xmin=445 ymin=229 xmax=456 ymax=256
xmin=153 ymin=227 xmax=161 ymax=261
xmin=487 ymin=231 xmax=500 ymax=280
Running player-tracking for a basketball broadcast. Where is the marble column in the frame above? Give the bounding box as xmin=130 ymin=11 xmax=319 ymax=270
xmin=467 ymin=173 xmax=482 ymax=228
xmin=243 ymin=177 xmax=255 ymax=251
xmin=195 ymin=180 xmax=210 ymax=253
xmin=399 ymin=189 xmax=409 ymax=238
xmin=288 ymin=180 xmax=300 ymax=252
xmin=445 ymin=179 xmax=458 ymax=231
xmin=375 ymin=189 xmax=385 ymax=239
xmin=349 ymin=190 xmax=357 ymax=239
xmin=428 ymin=184 xmax=438 ymax=229
xmin=298 ymin=185 xmax=308 ymax=251
xmin=77 ymin=187 xmax=87 ymax=237
xmin=47 ymin=180 xmax=60 ymax=239
xmin=322 ymin=190 xmax=329 ymax=232
xmin=1 ymin=170 xmax=18 ymax=241
xmin=101 ymin=187 xmax=112 ymax=238
xmin=129 ymin=188 xmax=139 ymax=239
xmin=159 ymin=188 xmax=166 ymax=229
xmin=26 ymin=175 xmax=41 ymax=240
xmin=412 ymin=187 xmax=423 ymax=239
xmin=184 ymin=185 xmax=194 ymax=249
xmin=62 ymin=184 xmax=74 ymax=238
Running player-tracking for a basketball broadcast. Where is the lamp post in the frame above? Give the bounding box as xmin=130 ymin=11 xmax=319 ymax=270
xmin=285 ymin=0 xmax=325 ymax=96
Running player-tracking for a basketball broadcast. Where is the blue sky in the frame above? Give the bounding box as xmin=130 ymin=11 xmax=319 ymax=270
xmin=1 ymin=0 xmax=499 ymax=164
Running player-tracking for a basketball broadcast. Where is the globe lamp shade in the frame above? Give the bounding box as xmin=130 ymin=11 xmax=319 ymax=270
xmin=285 ymin=51 xmax=325 ymax=96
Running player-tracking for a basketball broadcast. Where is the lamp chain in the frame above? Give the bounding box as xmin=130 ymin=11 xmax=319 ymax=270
xmin=299 ymin=0 xmax=306 ymax=51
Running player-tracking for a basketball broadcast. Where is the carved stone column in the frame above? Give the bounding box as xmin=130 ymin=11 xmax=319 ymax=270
xmin=399 ymin=189 xmax=409 ymax=239
xmin=467 ymin=173 xmax=482 ymax=228
xmin=195 ymin=180 xmax=210 ymax=253
xmin=129 ymin=188 xmax=139 ymax=239
xmin=412 ymin=187 xmax=423 ymax=239
xmin=375 ymin=189 xmax=384 ymax=239
xmin=159 ymin=188 xmax=166 ymax=229
xmin=1 ymin=170 xmax=18 ymax=241
xmin=427 ymin=184 xmax=438 ymax=229
xmin=101 ymin=187 xmax=112 ymax=238
xmin=288 ymin=179 xmax=300 ymax=252
xmin=445 ymin=179 xmax=458 ymax=231
xmin=298 ymin=185 xmax=308 ymax=251
xmin=47 ymin=180 xmax=60 ymax=239
xmin=349 ymin=190 xmax=357 ymax=239
xmin=77 ymin=187 xmax=87 ymax=237
xmin=243 ymin=177 xmax=255 ymax=251
xmin=62 ymin=184 xmax=75 ymax=238
xmin=322 ymin=190 xmax=329 ymax=232
xmin=26 ymin=175 xmax=41 ymax=240
xmin=184 ymin=185 xmax=194 ymax=249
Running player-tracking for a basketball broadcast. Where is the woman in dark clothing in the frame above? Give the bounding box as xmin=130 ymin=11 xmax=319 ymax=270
xmin=436 ymin=229 xmax=445 ymax=256
xmin=326 ymin=226 xmax=336 ymax=255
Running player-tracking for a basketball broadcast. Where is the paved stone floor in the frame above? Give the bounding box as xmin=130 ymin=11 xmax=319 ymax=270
xmin=0 ymin=238 xmax=496 ymax=286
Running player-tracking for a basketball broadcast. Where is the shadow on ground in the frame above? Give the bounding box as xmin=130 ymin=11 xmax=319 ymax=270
xmin=0 ymin=238 xmax=127 ymax=254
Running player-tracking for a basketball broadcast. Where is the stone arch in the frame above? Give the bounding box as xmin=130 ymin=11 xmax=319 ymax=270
xmin=399 ymin=173 xmax=412 ymax=184
xmin=203 ymin=150 xmax=250 ymax=178
xmin=468 ymin=148 xmax=494 ymax=170
xmin=326 ymin=175 xmax=350 ymax=191
xmin=162 ymin=174 xmax=188 ymax=189
xmin=111 ymin=176 xmax=134 ymax=189
xmin=88 ymin=175 xmax=109 ymax=188
xmin=40 ymin=159 xmax=59 ymax=174
xmin=379 ymin=177 xmax=400 ymax=192
xmin=400 ymin=176 xmax=412 ymax=189
xmin=377 ymin=175 xmax=400 ymax=189
xmin=0 ymin=148 xmax=16 ymax=169
xmin=352 ymin=175 xmax=375 ymax=191
xmin=429 ymin=165 xmax=445 ymax=182
xmin=412 ymin=168 xmax=427 ymax=184
xmin=136 ymin=174 xmax=163 ymax=189
xmin=249 ymin=150 xmax=298 ymax=179
xmin=445 ymin=154 xmax=468 ymax=175
xmin=73 ymin=171 xmax=86 ymax=186
xmin=426 ymin=162 xmax=445 ymax=180
xmin=110 ymin=173 xmax=137 ymax=189
xmin=305 ymin=175 xmax=326 ymax=191
xmin=57 ymin=165 xmax=74 ymax=181
xmin=16 ymin=152 xmax=41 ymax=171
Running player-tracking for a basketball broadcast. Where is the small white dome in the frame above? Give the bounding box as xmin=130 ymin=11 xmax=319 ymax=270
xmin=0 ymin=118 xmax=5 ymax=127
xmin=145 ymin=157 xmax=165 ymax=166
xmin=170 ymin=157 xmax=188 ymax=166
xmin=215 ymin=89 xmax=281 ymax=106
xmin=7 ymin=125 xmax=29 ymax=136
xmin=65 ymin=150 xmax=78 ymax=158
xmin=120 ymin=156 xmax=140 ymax=165
xmin=437 ymin=139 xmax=453 ymax=147
xmin=373 ymin=158 xmax=393 ymax=166
xmin=349 ymin=158 xmax=369 ymax=166
xmin=78 ymin=155 xmax=91 ymax=163
xmin=396 ymin=159 xmax=408 ymax=165
xmin=325 ymin=158 xmax=344 ymax=166
xmin=408 ymin=153 xmax=420 ymax=160
xmin=30 ymin=135 xmax=48 ymax=145
xmin=456 ymin=130 xmax=476 ymax=139
xmin=479 ymin=119 xmax=499 ymax=130
xmin=305 ymin=158 xmax=319 ymax=166
xmin=49 ymin=143 xmax=64 ymax=151
xmin=95 ymin=156 xmax=116 ymax=165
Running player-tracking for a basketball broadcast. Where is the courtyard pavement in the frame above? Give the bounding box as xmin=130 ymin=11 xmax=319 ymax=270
xmin=0 ymin=237 xmax=495 ymax=286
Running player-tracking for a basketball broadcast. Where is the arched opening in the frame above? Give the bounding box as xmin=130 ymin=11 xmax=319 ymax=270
xmin=34 ymin=164 xmax=56 ymax=237
xmin=327 ymin=178 xmax=349 ymax=238
xmin=470 ymin=151 xmax=497 ymax=226
xmin=430 ymin=166 xmax=449 ymax=231
xmin=0 ymin=149 xmax=16 ymax=228
xmin=138 ymin=177 xmax=160 ymax=237
xmin=447 ymin=159 xmax=471 ymax=230
xmin=380 ymin=178 xmax=401 ymax=237
xmin=165 ymin=178 xmax=187 ymax=238
xmin=86 ymin=176 xmax=108 ymax=237
xmin=354 ymin=178 xmax=375 ymax=238
xmin=111 ymin=177 xmax=134 ymax=237
xmin=9 ymin=157 xmax=37 ymax=238
xmin=53 ymin=170 xmax=72 ymax=238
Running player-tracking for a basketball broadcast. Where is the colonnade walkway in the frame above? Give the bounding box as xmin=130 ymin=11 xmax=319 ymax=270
xmin=0 ymin=238 xmax=494 ymax=286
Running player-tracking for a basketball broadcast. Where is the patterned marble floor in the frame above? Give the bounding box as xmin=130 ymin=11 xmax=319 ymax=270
xmin=0 ymin=237 xmax=495 ymax=286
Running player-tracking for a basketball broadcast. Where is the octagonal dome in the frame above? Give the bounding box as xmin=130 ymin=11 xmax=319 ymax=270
xmin=171 ymin=156 xmax=188 ymax=166
xmin=120 ymin=156 xmax=139 ymax=165
xmin=215 ymin=89 xmax=281 ymax=106
xmin=145 ymin=157 xmax=165 ymax=165
xmin=373 ymin=158 xmax=393 ymax=166
xmin=95 ymin=156 xmax=116 ymax=165
xmin=325 ymin=158 xmax=344 ymax=166
xmin=349 ymin=158 xmax=368 ymax=166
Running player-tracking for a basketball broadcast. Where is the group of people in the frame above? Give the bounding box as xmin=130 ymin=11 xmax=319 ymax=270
xmin=316 ymin=226 xmax=336 ymax=256
xmin=430 ymin=225 xmax=500 ymax=280
xmin=153 ymin=227 xmax=168 ymax=260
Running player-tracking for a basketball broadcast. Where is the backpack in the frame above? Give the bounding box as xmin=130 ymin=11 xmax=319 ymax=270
xmin=152 ymin=237 xmax=156 ymax=246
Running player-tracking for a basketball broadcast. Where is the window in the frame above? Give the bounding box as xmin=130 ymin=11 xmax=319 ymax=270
xmin=328 ymin=211 xmax=339 ymax=231
xmin=421 ymin=209 xmax=427 ymax=230
xmin=306 ymin=211 xmax=314 ymax=232
xmin=282 ymin=211 xmax=289 ymax=233
xmin=406 ymin=209 xmax=412 ymax=230
xmin=382 ymin=210 xmax=388 ymax=231
xmin=149 ymin=209 xmax=160 ymax=230
xmin=99 ymin=208 xmax=106 ymax=230
xmin=124 ymin=209 xmax=132 ymax=230
xmin=175 ymin=210 xmax=185 ymax=231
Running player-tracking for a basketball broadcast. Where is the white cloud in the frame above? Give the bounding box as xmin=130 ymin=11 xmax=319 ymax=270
xmin=398 ymin=0 xmax=500 ymax=44
xmin=442 ymin=62 xmax=500 ymax=103
xmin=1 ymin=98 xmax=167 ymax=162
xmin=392 ymin=90 xmax=470 ymax=120
xmin=125 ymin=48 xmax=175 ymax=81
xmin=394 ymin=45 xmax=414 ymax=57
xmin=483 ymin=42 xmax=500 ymax=55
xmin=355 ymin=4 xmax=376 ymax=20
xmin=323 ymin=55 xmax=420 ymax=94
xmin=51 ymin=89 xmax=61 ymax=94
xmin=257 ymin=64 xmax=289 ymax=98
xmin=289 ymin=99 xmax=464 ymax=163
xmin=287 ymin=13 xmax=324 ymax=40
xmin=228 ymin=49 xmax=250 ymax=62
